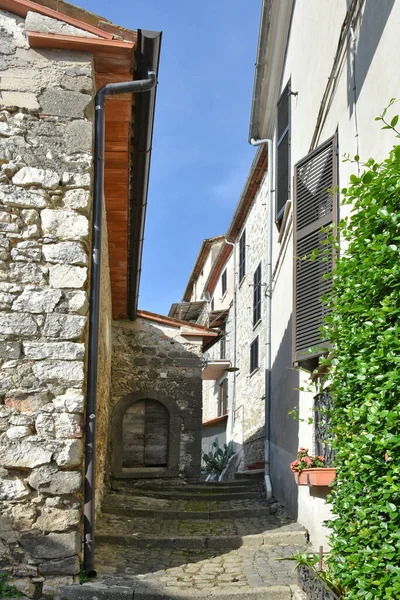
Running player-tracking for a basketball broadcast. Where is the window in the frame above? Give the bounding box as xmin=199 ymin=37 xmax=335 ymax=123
xmin=293 ymin=134 xmax=338 ymax=370
xmin=250 ymin=336 xmax=259 ymax=373
xmin=210 ymin=297 xmax=214 ymax=312
xmin=239 ymin=230 xmax=246 ymax=282
xmin=221 ymin=269 xmax=227 ymax=296
xmin=276 ymin=80 xmax=291 ymax=224
xmin=220 ymin=323 xmax=226 ymax=359
xmin=218 ymin=379 xmax=228 ymax=416
xmin=253 ymin=262 xmax=262 ymax=326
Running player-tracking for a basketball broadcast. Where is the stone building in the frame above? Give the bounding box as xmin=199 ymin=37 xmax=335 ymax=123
xmin=0 ymin=0 xmax=212 ymax=595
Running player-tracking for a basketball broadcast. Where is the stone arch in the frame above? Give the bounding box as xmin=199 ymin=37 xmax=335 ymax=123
xmin=111 ymin=390 xmax=180 ymax=478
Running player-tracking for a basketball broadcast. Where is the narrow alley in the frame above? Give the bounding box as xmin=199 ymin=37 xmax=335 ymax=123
xmin=62 ymin=473 xmax=308 ymax=599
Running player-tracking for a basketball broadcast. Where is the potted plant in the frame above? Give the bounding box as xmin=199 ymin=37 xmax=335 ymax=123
xmin=282 ymin=552 xmax=344 ymax=599
xmin=290 ymin=448 xmax=336 ymax=486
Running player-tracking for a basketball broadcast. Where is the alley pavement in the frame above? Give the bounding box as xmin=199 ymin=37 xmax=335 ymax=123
xmin=60 ymin=475 xmax=308 ymax=599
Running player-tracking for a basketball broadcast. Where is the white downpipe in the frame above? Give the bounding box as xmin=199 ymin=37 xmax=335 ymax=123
xmin=224 ymin=239 xmax=236 ymax=440
xmin=251 ymin=137 xmax=273 ymax=499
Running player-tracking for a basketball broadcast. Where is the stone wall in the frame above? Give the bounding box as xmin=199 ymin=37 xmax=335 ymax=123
xmin=0 ymin=9 xmax=95 ymax=596
xmin=111 ymin=318 xmax=203 ymax=480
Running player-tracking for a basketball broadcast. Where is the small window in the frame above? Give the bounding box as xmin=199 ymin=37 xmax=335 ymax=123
xmin=221 ymin=269 xmax=227 ymax=296
xmin=220 ymin=324 xmax=226 ymax=359
xmin=253 ymin=262 xmax=262 ymax=326
xmin=250 ymin=336 xmax=259 ymax=373
xmin=239 ymin=230 xmax=246 ymax=282
xmin=218 ymin=378 xmax=228 ymax=416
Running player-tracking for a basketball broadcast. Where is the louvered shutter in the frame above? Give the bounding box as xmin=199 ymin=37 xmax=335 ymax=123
xmin=293 ymin=134 xmax=338 ymax=367
xmin=276 ymin=81 xmax=291 ymax=222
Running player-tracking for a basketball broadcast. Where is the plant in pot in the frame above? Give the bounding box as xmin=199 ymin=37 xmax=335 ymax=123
xmin=282 ymin=552 xmax=344 ymax=599
xmin=290 ymin=448 xmax=335 ymax=486
xmin=202 ymin=438 xmax=234 ymax=481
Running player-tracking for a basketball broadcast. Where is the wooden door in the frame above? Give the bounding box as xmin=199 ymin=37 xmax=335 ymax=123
xmin=122 ymin=399 xmax=169 ymax=468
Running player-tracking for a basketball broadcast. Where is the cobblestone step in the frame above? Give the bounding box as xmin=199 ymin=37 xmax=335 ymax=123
xmin=110 ymin=489 xmax=265 ymax=501
xmin=235 ymin=469 xmax=265 ymax=480
xmin=112 ymin=479 xmax=265 ymax=491
xmin=101 ymin=493 xmax=275 ymax=519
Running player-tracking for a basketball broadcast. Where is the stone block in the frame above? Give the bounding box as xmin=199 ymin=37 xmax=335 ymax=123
xmin=5 ymin=389 xmax=51 ymax=412
xmin=53 ymin=439 xmax=83 ymax=467
xmin=41 ymin=209 xmax=89 ymax=241
xmin=0 ymin=341 xmax=20 ymax=358
xmin=20 ymin=532 xmax=80 ymax=559
xmin=6 ymin=425 xmax=31 ymax=439
xmin=0 ymin=12 xmax=29 ymax=52
xmin=11 ymin=577 xmax=36 ymax=598
xmin=65 ymin=121 xmax=93 ymax=154
xmin=0 ymin=439 xmax=52 ymax=468
xmin=2 ymin=263 xmax=46 ymax=285
xmin=66 ymin=291 xmax=88 ymax=315
xmin=36 ymin=507 xmax=80 ymax=532
xmin=54 ymin=413 xmax=82 ymax=439
xmin=0 ymin=91 xmax=39 ymax=110
xmin=62 ymin=172 xmax=90 ymax=189
xmin=43 ymin=576 xmax=75 ymax=597
xmin=23 ymin=342 xmax=85 ymax=360
xmin=62 ymin=189 xmax=90 ymax=212
xmin=43 ymin=313 xmax=86 ymax=339
xmin=39 ymin=89 xmax=91 ymax=118
xmin=43 ymin=242 xmax=87 ymax=265
xmin=35 ymin=413 xmax=55 ymax=438
xmin=28 ymin=465 xmax=81 ymax=495
xmin=49 ymin=264 xmax=87 ymax=289
xmin=0 ymin=312 xmax=37 ymax=336
xmin=0 ymin=476 xmax=29 ymax=501
xmin=38 ymin=555 xmax=80 ymax=576
xmin=32 ymin=360 xmax=84 ymax=384
xmin=13 ymin=287 xmax=62 ymax=313
xmin=11 ymin=241 xmax=42 ymax=262
xmin=0 ymin=185 xmax=47 ymax=208
xmin=53 ymin=389 xmax=84 ymax=413
xmin=13 ymin=166 xmax=60 ymax=189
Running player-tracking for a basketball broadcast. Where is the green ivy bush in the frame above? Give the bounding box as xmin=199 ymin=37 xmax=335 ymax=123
xmin=323 ymin=106 xmax=400 ymax=599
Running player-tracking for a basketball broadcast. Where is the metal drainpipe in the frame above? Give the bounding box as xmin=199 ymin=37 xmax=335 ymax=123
xmin=84 ymin=71 xmax=157 ymax=576
xmin=224 ymin=239 xmax=236 ymax=438
xmin=250 ymin=138 xmax=273 ymax=498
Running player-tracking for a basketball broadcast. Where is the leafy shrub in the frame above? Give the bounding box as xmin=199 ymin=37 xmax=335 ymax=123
xmin=323 ymin=106 xmax=400 ymax=599
xmin=0 ymin=573 xmax=21 ymax=598
xmin=202 ymin=438 xmax=234 ymax=476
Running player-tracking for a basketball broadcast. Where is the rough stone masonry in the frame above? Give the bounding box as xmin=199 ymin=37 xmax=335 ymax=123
xmin=0 ymin=8 xmax=96 ymax=597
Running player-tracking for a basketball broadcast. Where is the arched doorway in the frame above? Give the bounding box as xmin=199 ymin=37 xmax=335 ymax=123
xmin=122 ymin=399 xmax=169 ymax=468
xmin=111 ymin=390 xmax=181 ymax=478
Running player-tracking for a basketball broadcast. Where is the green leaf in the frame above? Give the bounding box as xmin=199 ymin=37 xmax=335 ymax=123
xmin=391 ymin=115 xmax=399 ymax=127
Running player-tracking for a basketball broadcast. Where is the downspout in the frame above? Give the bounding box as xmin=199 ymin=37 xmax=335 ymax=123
xmin=224 ymin=239 xmax=237 ymax=437
xmin=250 ymin=137 xmax=273 ymax=499
xmin=84 ymin=70 xmax=157 ymax=576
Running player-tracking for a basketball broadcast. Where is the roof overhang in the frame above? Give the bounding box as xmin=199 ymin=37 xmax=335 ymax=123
xmin=182 ymin=236 xmax=225 ymax=302
xmin=201 ymin=360 xmax=231 ymax=381
xmin=249 ymin=0 xmax=294 ymax=141
xmin=202 ymin=414 xmax=228 ymax=427
xmin=168 ymin=300 xmax=206 ymax=322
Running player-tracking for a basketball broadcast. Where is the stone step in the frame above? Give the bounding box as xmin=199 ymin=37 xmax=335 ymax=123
xmin=112 ymin=482 xmax=264 ymax=494
xmin=95 ymin=529 xmax=307 ymax=550
xmin=59 ymin=582 xmax=296 ymax=600
xmin=235 ymin=469 xmax=265 ymax=480
xmin=109 ymin=489 xmax=264 ymax=501
xmin=101 ymin=494 xmax=275 ymax=520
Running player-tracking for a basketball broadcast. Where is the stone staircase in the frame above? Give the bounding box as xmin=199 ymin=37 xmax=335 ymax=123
xmin=60 ymin=476 xmax=308 ymax=599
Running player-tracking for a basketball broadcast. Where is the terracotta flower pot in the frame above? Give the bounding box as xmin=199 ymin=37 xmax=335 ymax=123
xmin=293 ymin=470 xmax=308 ymax=485
xmin=307 ymin=467 xmax=336 ymax=486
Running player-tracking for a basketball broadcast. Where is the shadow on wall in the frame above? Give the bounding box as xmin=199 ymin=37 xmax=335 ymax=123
xmin=347 ymin=0 xmax=395 ymax=116
xmin=270 ymin=316 xmax=300 ymax=520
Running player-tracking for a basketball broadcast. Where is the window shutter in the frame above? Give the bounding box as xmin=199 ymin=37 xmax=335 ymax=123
xmin=239 ymin=230 xmax=246 ymax=282
xmin=293 ymin=134 xmax=338 ymax=368
xmin=253 ymin=263 xmax=262 ymax=326
xmin=276 ymin=80 xmax=291 ymax=222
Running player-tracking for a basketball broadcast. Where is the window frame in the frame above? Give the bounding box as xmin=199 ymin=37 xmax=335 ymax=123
xmin=221 ymin=268 xmax=227 ymax=296
xmin=239 ymin=230 xmax=246 ymax=282
xmin=218 ymin=378 xmax=228 ymax=416
xmin=253 ymin=262 xmax=262 ymax=326
xmin=250 ymin=336 xmax=259 ymax=374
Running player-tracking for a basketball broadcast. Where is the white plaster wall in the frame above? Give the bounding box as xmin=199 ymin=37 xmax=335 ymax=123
xmin=212 ymin=252 xmax=233 ymax=311
xmin=264 ymin=0 xmax=400 ymax=549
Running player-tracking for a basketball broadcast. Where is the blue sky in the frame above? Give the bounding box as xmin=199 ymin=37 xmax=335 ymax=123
xmin=75 ymin=0 xmax=260 ymax=314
